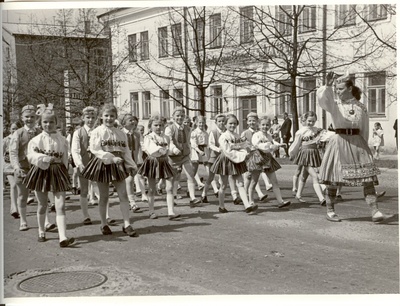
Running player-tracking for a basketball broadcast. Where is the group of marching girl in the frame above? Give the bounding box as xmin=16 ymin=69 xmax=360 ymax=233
xmin=3 ymin=72 xmax=389 ymax=248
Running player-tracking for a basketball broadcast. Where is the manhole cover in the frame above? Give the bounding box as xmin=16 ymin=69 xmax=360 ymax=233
xmin=18 ymin=271 xmax=107 ymax=293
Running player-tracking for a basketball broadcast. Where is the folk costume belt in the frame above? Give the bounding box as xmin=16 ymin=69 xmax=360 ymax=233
xmin=335 ymin=129 xmax=360 ymax=135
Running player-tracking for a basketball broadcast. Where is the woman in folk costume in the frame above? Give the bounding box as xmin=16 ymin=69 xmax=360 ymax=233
xmin=317 ymin=71 xmax=385 ymax=223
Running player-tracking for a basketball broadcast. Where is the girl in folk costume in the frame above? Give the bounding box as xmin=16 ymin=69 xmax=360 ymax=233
xmin=190 ymin=115 xmax=209 ymax=191
xmin=71 ymin=106 xmax=97 ymax=226
xmin=138 ymin=115 xmax=180 ymax=220
xmin=241 ymin=112 xmax=269 ymax=203
xmin=9 ymin=105 xmax=43 ymax=231
xmin=291 ymin=114 xmax=307 ymax=195
xmin=23 ymin=107 xmax=74 ymax=247
xmin=131 ymin=117 xmax=148 ymax=203
xmin=164 ymin=107 xmax=201 ymax=207
xmin=3 ymin=122 xmax=22 ymax=219
xmin=119 ymin=113 xmax=140 ymax=212
xmin=210 ymin=114 xmax=257 ymax=214
xmin=317 ymin=71 xmax=384 ymax=222
xmin=250 ymin=116 xmax=291 ymax=208
xmin=372 ymin=122 xmax=384 ymax=160
xmin=289 ymin=111 xmax=326 ymax=206
xmin=82 ymin=104 xmax=139 ymax=237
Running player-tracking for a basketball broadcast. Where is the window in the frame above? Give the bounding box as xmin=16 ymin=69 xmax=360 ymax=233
xmin=158 ymin=27 xmax=168 ymax=58
xmin=211 ymin=86 xmax=223 ymax=119
xmin=335 ymin=5 xmax=356 ymax=27
xmin=128 ymin=34 xmax=137 ymax=62
xmin=130 ymin=92 xmax=139 ymax=117
xmin=240 ymin=96 xmax=257 ymax=130
xmin=173 ymin=88 xmax=184 ymax=109
xmin=160 ymin=90 xmax=170 ymax=118
xmin=142 ymin=91 xmax=151 ymax=119
xmin=367 ymin=4 xmax=388 ymax=21
xmin=240 ymin=6 xmax=254 ymax=43
xmin=171 ymin=23 xmax=182 ymax=56
xmin=194 ymin=17 xmax=205 ymax=51
xmin=277 ymin=81 xmax=292 ymax=116
xmin=140 ymin=31 xmax=149 ymax=61
xmin=277 ymin=5 xmax=292 ymax=37
xmin=301 ymin=79 xmax=316 ymax=113
xmin=210 ymin=14 xmax=222 ymax=48
xmin=367 ymin=73 xmax=386 ymax=116
xmin=299 ymin=5 xmax=316 ymax=33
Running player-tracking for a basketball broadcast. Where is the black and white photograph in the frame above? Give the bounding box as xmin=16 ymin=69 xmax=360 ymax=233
xmin=1 ymin=1 xmax=398 ymax=305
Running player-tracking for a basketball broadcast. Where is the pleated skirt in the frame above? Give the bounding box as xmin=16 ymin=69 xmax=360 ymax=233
xmin=81 ymin=157 xmax=128 ymax=183
xmin=246 ymin=149 xmax=281 ymax=173
xmin=23 ymin=163 xmax=71 ymax=192
xmin=319 ymin=134 xmax=380 ymax=187
xmin=210 ymin=152 xmax=247 ymax=176
xmin=138 ymin=155 xmax=175 ymax=179
xmin=294 ymin=144 xmax=322 ymax=167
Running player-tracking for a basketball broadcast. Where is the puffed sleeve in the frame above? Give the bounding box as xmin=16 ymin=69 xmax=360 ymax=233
xmin=317 ymin=85 xmax=336 ymax=114
xmin=164 ymin=125 xmax=180 ymax=155
xmin=27 ymin=136 xmax=53 ymax=170
xmin=289 ymin=129 xmax=303 ymax=159
xmin=71 ymin=130 xmax=83 ymax=167
xmin=219 ymin=134 xmax=247 ymax=163
xmin=89 ymin=128 xmax=117 ymax=165
xmin=252 ymin=133 xmax=276 ymax=153
xmin=143 ymin=134 xmax=163 ymax=157
xmin=208 ymin=131 xmax=220 ymax=153
xmin=9 ymin=131 xmax=20 ymax=170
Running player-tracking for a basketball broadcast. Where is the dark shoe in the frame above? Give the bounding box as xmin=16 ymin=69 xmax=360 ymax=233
xmin=122 ymin=225 xmax=139 ymax=237
xmin=49 ymin=204 xmax=56 ymax=212
xmin=259 ymin=194 xmax=269 ymax=202
xmin=106 ymin=218 xmax=117 ymax=226
xmin=65 ymin=196 xmax=71 ymax=200
xmin=336 ymin=195 xmax=343 ymax=201
xmin=38 ymin=234 xmax=46 ymax=242
xmin=320 ymin=199 xmax=327 ymax=207
xmin=214 ymin=191 xmax=219 ymax=198
xmin=201 ymin=196 xmax=209 ymax=204
xmin=266 ymin=186 xmax=273 ymax=192
xmin=71 ymin=187 xmax=77 ymax=195
xmin=218 ymin=207 xmax=229 ymax=213
xmin=27 ymin=197 xmax=35 ymax=205
xmin=295 ymin=196 xmax=306 ymax=203
xmin=377 ymin=191 xmax=386 ymax=198
xmin=326 ymin=213 xmax=341 ymax=222
xmin=245 ymin=204 xmax=258 ymax=214
xmin=168 ymin=214 xmax=181 ymax=220
xmin=233 ymin=197 xmax=243 ymax=205
xmin=278 ymin=201 xmax=291 ymax=208
xmin=190 ymin=198 xmax=201 ymax=208
xmin=59 ymin=237 xmax=75 ymax=247
xmin=45 ymin=223 xmax=56 ymax=232
xmin=101 ymin=225 xmax=113 ymax=235
xmin=83 ymin=218 xmax=92 ymax=225
xmin=11 ymin=212 xmax=20 ymax=219
xmin=157 ymin=188 xmax=163 ymax=195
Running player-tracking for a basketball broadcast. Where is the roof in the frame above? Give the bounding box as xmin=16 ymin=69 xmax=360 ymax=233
xmin=2 ymin=22 xmax=108 ymax=39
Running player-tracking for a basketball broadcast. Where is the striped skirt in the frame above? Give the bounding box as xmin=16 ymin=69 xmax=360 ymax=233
xmin=82 ymin=157 xmax=129 ymax=183
xmin=294 ymin=144 xmax=322 ymax=168
xmin=210 ymin=153 xmax=247 ymax=176
xmin=138 ymin=155 xmax=175 ymax=179
xmin=23 ymin=163 xmax=71 ymax=193
xmin=319 ymin=134 xmax=380 ymax=187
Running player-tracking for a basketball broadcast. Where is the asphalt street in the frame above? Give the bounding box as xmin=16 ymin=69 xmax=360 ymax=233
xmin=2 ymin=159 xmax=399 ymax=303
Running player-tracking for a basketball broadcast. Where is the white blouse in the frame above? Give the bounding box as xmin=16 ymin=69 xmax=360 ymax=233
xmin=27 ymin=131 xmax=69 ymax=170
xmin=252 ymin=131 xmax=279 ymax=153
xmin=142 ymin=132 xmax=172 ymax=158
xmin=218 ymin=130 xmax=248 ymax=163
xmin=89 ymin=124 xmax=136 ymax=169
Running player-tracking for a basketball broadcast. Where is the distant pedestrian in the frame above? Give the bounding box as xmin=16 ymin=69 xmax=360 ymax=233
xmin=81 ymin=104 xmax=139 ymax=237
xmin=393 ymin=119 xmax=397 ymax=150
xmin=280 ymin=112 xmax=292 ymax=158
xmin=372 ymin=122 xmax=384 ymax=160
xmin=24 ymin=106 xmax=74 ymax=247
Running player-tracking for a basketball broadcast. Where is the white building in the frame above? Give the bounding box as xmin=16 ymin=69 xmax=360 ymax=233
xmin=99 ymin=4 xmax=397 ymax=152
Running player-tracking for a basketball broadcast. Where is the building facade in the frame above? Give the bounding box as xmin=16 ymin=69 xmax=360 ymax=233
xmin=100 ymin=5 xmax=397 ymax=152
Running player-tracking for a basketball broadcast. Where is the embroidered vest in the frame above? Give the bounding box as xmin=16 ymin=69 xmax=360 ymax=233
xmin=209 ymin=129 xmax=222 ymax=159
xmin=13 ymin=127 xmax=40 ymax=169
xmin=169 ymin=124 xmax=191 ymax=158
xmin=76 ymin=127 xmax=91 ymax=166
